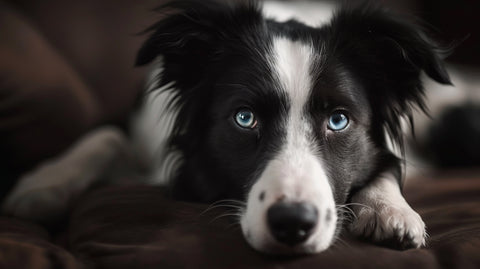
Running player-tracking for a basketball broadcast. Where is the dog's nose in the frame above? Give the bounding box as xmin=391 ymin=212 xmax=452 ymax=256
xmin=267 ymin=201 xmax=318 ymax=246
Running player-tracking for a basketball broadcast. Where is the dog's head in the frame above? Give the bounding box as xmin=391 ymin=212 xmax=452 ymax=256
xmin=136 ymin=0 xmax=451 ymax=254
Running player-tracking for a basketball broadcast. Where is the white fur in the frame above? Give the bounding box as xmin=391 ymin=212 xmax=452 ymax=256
xmin=349 ymin=173 xmax=426 ymax=248
xmin=241 ymin=37 xmax=337 ymax=253
xmin=130 ymin=57 xmax=181 ymax=184
xmin=263 ymin=1 xmax=334 ymax=27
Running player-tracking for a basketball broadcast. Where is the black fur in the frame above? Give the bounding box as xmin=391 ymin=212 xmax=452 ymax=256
xmin=135 ymin=0 xmax=450 ymax=225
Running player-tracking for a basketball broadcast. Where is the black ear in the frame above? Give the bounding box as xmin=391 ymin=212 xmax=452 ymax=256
xmin=136 ymin=1 xmax=220 ymax=67
xmin=135 ymin=1 xmax=262 ymax=87
xmin=329 ymin=3 xmax=453 ymax=150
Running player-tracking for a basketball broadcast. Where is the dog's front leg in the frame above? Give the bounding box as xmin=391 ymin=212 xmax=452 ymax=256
xmin=2 ymin=127 xmax=137 ymax=223
xmin=348 ymin=173 xmax=426 ymax=249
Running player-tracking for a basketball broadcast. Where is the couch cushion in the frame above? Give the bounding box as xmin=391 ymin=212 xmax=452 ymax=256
xmin=8 ymin=0 xmax=160 ymax=122
xmin=0 ymin=2 xmax=100 ymax=189
xmin=0 ymin=217 xmax=81 ymax=269
xmin=68 ymin=172 xmax=480 ymax=268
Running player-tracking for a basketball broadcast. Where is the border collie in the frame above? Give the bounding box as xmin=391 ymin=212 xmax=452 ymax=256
xmin=3 ymin=0 xmax=452 ymax=255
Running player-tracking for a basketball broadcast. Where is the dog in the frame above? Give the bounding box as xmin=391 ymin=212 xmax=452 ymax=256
xmin=3 ymin=0 xmax=452 ymax=255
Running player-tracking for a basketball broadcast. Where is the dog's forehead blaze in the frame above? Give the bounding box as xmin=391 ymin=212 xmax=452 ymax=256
xmin=269 ymin=36 xmax=318 ymax=148
xmin=270 ymin=37 xmax=316 ymax=111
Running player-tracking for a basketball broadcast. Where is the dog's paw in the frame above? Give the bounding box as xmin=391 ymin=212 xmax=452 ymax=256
xmin=2 ymin=182 xmax=72 ymax=223
xmin=349 ymin=202 xmax=426 ymax=249
xmin=2 ymin=126 xmax=133 ymax=223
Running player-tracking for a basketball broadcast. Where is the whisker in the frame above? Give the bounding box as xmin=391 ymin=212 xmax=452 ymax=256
xmin=343 ymin=203 xmax=374 ymax=210
xmin=337 ymin=213 xmax=355 ymax=223
xmin=198 ymin=201 xmax=245 ymax=217
xmin=209 ymin=212 xmax=243 ymax=224
xmin=226 ymin=222 xmax=241 ymax=230
xmin=336 ymin=205 xmax=357 ymax=220
xmin=211 ymin=199 xmax=246 ymax=206
xmin=332 ymin=236 xmax=349 ymax=249
xmin=340 ymin=202 xmax=380 ymax=216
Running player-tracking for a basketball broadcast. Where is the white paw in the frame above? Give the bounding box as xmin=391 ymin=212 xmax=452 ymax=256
xmin=349 ymin=202 xmax=426 ymax=249
xmin=2 ymin=126 xmax=133 ymax=223
xmin=2 ymin=182 xmax=72 ymax=223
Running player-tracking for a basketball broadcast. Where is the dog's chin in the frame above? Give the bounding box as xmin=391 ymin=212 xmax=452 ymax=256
xmin=240 ymin=214 xmax=338 ymax=255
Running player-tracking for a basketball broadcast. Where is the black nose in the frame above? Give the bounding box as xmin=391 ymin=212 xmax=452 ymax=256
xmin=267 ymin=201 xmax=318 ymax=246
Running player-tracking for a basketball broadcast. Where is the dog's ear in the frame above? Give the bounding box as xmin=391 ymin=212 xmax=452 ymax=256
xmin=135 ymin=0 xmax=262 ymax=88
xmin=135 ymin=1 xmax=221 ymax=67
xmin=329 ymin=4 xmax=453 ymax=149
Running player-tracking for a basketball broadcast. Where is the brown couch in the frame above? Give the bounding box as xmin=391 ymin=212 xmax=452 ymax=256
xmin=1 ymin=173 xmax=479 ymax=268
xmin=1 ymin=1 xmax=479 ymax=268
xmin=67 ymin=173 xmax=480 ymax=268
xmin=0 ymin=0 xmax=158 ymax=178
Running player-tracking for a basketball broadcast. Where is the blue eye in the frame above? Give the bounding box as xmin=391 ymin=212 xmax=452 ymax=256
xmin=328 ymin=111 xmax=349 ymax=131
xmin=235 ymin=109 xmax=257 ymax=129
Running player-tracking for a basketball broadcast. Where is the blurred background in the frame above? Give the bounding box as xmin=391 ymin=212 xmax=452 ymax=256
xmin=1 ymin=0 xmax=479 ymax=198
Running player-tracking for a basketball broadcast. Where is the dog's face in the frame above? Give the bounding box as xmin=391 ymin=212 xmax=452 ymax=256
xmin=136 ymin=1 xmax=450 ymax=254
xmin=205 ymin=37 xmax=378 ymax=253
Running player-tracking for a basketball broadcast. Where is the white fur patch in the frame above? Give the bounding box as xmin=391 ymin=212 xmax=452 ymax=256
xmin=263 ymin=1 xmax=334 ymax=27
xmin=241 ymin=37 xmax=337 ymax=253
xmin=130 ymin=57 xmax=182 ymax=184
xmin=271 ymin=37 xmax=316 ymax=113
